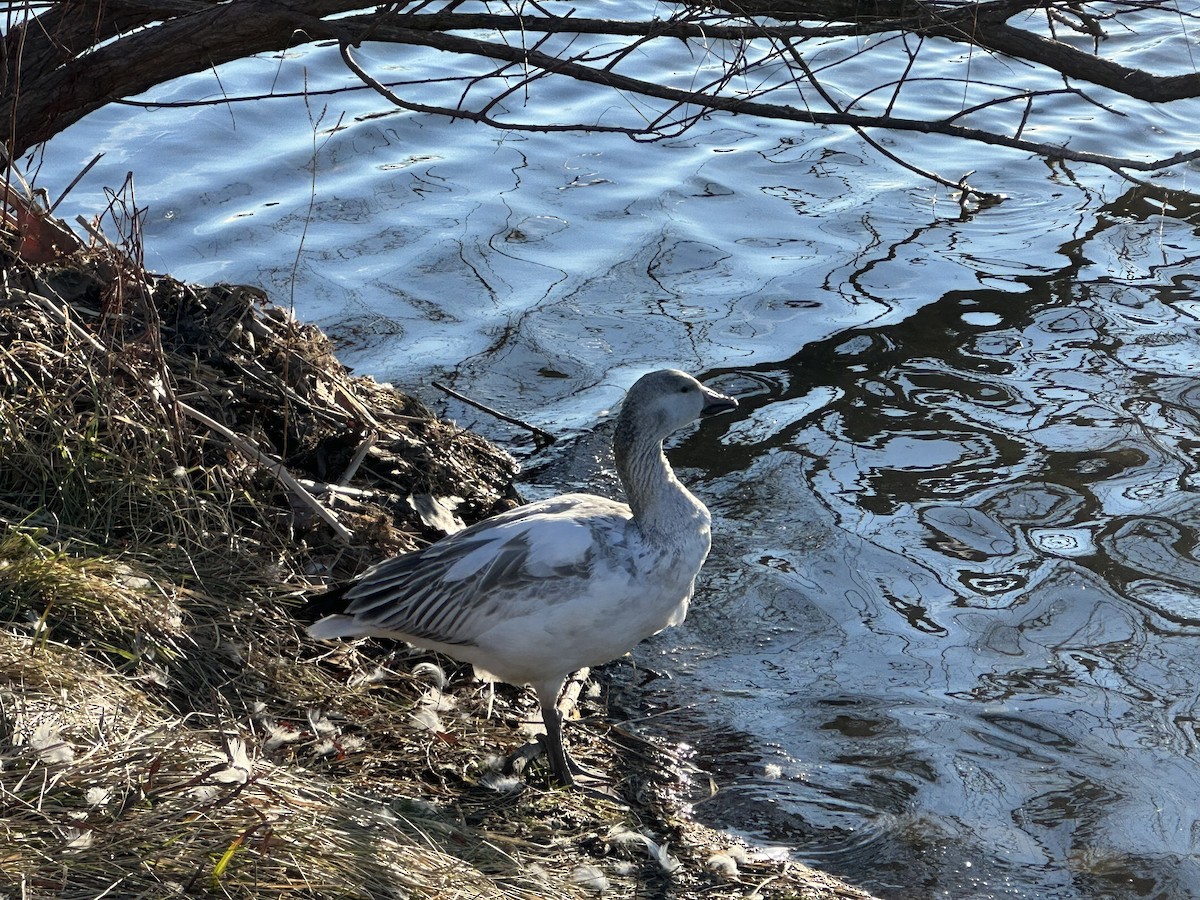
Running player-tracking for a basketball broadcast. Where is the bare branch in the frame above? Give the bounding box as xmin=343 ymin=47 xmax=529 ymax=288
xmin=781 ymin=36 xmax=1000 ymax=202
xmin=336 ymin=15 xmax=1200 ymax=174
xmin=5 ymin=0 xmax=1198 ymax=187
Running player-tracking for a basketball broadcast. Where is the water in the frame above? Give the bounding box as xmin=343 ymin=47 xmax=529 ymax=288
xmin=665 ymin=237 xmax=1200 ymax=896
xmin=30 ymin=10 xmax=1200 ymax=897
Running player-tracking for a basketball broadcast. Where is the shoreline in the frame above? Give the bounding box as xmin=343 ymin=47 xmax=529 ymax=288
xmin=0 ymin=211 xmax=879 ymax=899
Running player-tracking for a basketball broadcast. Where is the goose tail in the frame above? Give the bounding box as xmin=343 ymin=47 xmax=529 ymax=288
xmin=302 ymin=581 xmax=354 ymax=628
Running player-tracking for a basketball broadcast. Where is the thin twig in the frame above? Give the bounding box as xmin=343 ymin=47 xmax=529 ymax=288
xmin=176 ymin=401 xmax=354 ymax=543
xmin=48 ymin=153 xmax=104 ymax=214
xmin=298 ymin=479 xmax=377 ymax=499
xmin=558 ymin=667 xmax=590 ymax=721
xmin=74 ymin=215 xmax=121 ymax=252
xmin=783 ymin=38 xmax=999 ymax=204
xmin=337 ymin=431 xmax=378 ymax=486
xmin=433 ymin=382 xmax=556 ymax=447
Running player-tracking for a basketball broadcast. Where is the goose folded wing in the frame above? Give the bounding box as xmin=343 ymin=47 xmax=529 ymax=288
xmin=336 ymin=498 xmax=631 ymax=646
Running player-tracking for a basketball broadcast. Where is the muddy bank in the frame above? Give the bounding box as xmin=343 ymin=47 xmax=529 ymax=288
xmin=0 ymin=203 xmax=878 ymax=899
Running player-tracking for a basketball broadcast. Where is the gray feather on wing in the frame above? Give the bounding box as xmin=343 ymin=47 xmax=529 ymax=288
xmin=338 ymin=500 xmax=616 ymax=646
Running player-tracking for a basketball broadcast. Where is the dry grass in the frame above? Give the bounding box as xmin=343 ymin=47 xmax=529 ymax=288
xmin=0 ymin=200 xmax=877 ymax=899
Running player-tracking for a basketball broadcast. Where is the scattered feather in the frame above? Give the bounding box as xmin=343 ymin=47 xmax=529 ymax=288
xmin=570 ymin=864 xmax=610 ymax=893
xmin=63 ymin=825 xmax=93 ymax=851
xmin=189 ymin=784 xmax=221 ymax=801
xmin=706 ymin=851 xmax=739 ymax=879
xmin=411 ymin=660 xmax=448 ymax=691
xmin=307 ymin=708 xmax=339 ymax=737
xmin=312 ymin=738 xmax=338 ymax=757
xmin=724 ymin=844 xmax=750 ymax=865
xmin=747 ymin=845 xmax=791 ymax=863
xmin=651 ymin=839 xmax=682 ymax=875
xmin=348 ymin=665 xmax=391 ymax=688
xmin=477 ymin=770 xmax=523 ymax=793
xmin=340 ymin=735 xmax=365 ymax=754
xmin=418 ymin=685 xmax=455 ymax=713
xmin=211 ymin=737 xmax=251 ymax=784
xmin=263 ymin=721 xmax=303 ymax=752
xmin=603 ymin=825 xmax=680 ymax=874
xmin=605 ymin=824 xmax=648 ymax=849
xmin=30 ymin=722 xmax=75 ymax=764
xmin=410 ymin=707 xmax=443 ymax=733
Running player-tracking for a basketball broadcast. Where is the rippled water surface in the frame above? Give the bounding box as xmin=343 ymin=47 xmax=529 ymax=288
xmin=34 ymin=11 xmax=1200 ymax=897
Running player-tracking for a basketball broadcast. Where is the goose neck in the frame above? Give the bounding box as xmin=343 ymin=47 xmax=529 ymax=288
xmin=615 ymin=426 xmax=696 ymax=538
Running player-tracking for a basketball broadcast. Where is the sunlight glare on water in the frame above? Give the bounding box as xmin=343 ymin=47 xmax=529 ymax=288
xmin=658 ymin=242 xmax=1200 ymax=895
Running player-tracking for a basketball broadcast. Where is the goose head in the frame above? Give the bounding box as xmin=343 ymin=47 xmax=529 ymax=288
xmin=619 ymin=369 xmax=738 ymax=443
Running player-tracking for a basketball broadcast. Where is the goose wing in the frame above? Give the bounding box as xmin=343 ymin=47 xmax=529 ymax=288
xmin=325 ymin=494 xmax=634 ymax=646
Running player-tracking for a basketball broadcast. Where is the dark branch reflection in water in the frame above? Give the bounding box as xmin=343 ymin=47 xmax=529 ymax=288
xmin=624 ymin=187 xmax=1200 ymax=898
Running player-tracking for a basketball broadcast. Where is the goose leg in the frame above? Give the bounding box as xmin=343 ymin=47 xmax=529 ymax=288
xmin=534 ymin=679 xmax=574 ymax=787
xmin=527 ymin=681 xmax=621 ymax=799
xmin=539 ymin=700 xmax=576 ymax=787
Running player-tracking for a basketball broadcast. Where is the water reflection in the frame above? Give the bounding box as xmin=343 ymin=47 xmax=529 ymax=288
xmin=639 ymin=188 xmax=1200 ymax=897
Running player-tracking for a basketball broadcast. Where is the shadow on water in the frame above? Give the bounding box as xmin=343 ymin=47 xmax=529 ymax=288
xmin=625 ymin=182 xmax=1200 ymax=898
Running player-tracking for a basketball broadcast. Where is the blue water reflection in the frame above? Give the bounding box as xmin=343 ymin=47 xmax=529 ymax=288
xmin=640 ymin=218 xmax=1200 ymax=895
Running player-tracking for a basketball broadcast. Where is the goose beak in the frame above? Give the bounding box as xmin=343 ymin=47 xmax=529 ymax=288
xmin=700 ymin=385 xmax=738 ymax=417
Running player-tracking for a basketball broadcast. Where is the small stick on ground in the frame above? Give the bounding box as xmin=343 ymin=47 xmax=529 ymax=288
xmin=558 ymin=667 xmax=590 ymax=722
xmin=177 ymin=401 xmax=353 ymax=543
xmin=338 ymin=430 xmax=377 ymax=486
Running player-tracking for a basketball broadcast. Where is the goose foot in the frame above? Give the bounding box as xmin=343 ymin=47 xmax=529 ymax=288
xmin=501 ymin=737 xmax=620 ymax=798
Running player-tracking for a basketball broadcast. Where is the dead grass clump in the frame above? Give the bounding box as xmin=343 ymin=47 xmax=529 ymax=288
xmin=0 ymin=297 xmax=224 ymax=547
xmin=0 ymin=628 xmax=570 ymax=900
xmin=0 ymin=528 xmax=186 ymax=665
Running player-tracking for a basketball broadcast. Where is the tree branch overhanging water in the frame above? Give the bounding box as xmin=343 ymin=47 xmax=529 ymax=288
xmin=4 ymin=0 xmax=1198 ymax=196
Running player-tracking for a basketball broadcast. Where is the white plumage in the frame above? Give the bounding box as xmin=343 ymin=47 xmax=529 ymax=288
xmin=308 ymin=368 xmax=737 ymax=786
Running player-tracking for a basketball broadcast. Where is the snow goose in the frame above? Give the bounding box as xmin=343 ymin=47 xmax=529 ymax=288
xmin=307 ymin=369 xmax=737 ymax=786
